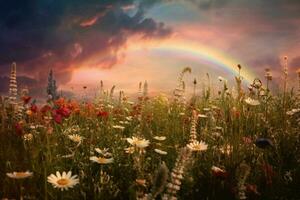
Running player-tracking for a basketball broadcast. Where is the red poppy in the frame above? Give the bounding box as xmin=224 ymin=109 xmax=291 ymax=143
xmin=15 ymin=122 xmax=24 ymax=136
xmin=41 ymin=105 xmax=52 ymax=114
xmin=97 ymin=111 xmax=109 ymax=118
xmin=54 ymin=98 xmax=65 ymax=107
xmin=242 ymin=136 xmax=252 ymax=145
xmin=56 ymin=107 xmax=71 ymax=118
xmin=30 ymin=104 xmax=38 ymax=113
xmin=21 ymin=96 xmax=31 ymax=104
xmin=53 ymin=114 xmax=62 ymax=124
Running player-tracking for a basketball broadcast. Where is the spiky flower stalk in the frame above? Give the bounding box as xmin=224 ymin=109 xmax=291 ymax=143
xmin=100 ymin=80 xmax=104 ymax=96
xmin=138 ymin=82 xmax=142 ymax=97
xmin=235 ymin=64 xmax=243 ymax=101
xmin=283 ymin=56 xmax=288 ymax=107
xmin=109 ymin=85 xmax=115 ymax=101
xmin=9 ymin=62 xmax=18 ymax=105
xmin=193 ymin=78 xmax=197 ymax=97
xmin=162 ymin=147 xmax=192 ymax=200
xmin=46 ymin=69 xmax=58 ymax=100
xmin=236 ymin=161 xmax=251 ymax=200
xmin=205 ymin=73 xmax=211 ymax=100
xmin=264 ymin=68 xmax=272 ymax=121
xmin=119 ymin=90 xmax=124 ymax=105
xmin=264 ymin=68 xmax=272 ymax=92
xmin=189 ymin=110 xmax=198 ymax=143
xmin=173 ymin=67 xmax=191 ymax=103
xmin=143 ymin=81 xmax=148 ymax=97
xmin=0 ymin=96 xmax=7 ymax=131
xmin=297 ymin=70 xmax=300 ymax=98
xmin=282 ymin=56 xmax=288 ymax=130
xmin=15 ymin=87 xmax=29 ymax=121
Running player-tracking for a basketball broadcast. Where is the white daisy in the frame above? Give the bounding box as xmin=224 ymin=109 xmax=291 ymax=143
xmin=153 ymin=136 xmax=166 ymax=141
xmin=154 ymin=149 xmax=168 ymax=155
xmin=6 ymin=171 xmax=33 ymax=179
xmin=286 ymin=108 xmax=300 ymax=116
xmin=219 ymin=144 xmax=232 ymax=155
xmin=23 ymin=133 xmax=33 ymax=141
xmin=203 ymin=108 xmax=211 ymax=111
xmin=198 ymin=114 xmax=208 ymax=118
xmin=187 ymin=140 xmax=208 ymax=152
xmin=47 ymin=171 xmax=79 ymax=191
xmin=68 ymin=134 xmax=83 ymax=143
xmin=244 ymin=97 xmax=260 ymax=106
xmin=95 ymin=148 xmax=112 ymax=157
xmin=124 ymin=147 xmax=135 ymax=154
xmin=112 ymin=125 xmax=125 ymax=130
xmin=127 ymin=137 xmax=150 ymax=149
xmin=90 ymin=156 xmax=114 ymax=164
xmin=211 ymin=166 xmax=225 ymax=173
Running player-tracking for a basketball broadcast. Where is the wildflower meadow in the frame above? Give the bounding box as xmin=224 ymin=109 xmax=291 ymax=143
xmin=0 ymin=62 xmax=300 ymax=200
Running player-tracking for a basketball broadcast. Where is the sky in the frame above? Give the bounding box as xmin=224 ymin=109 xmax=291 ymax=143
xmin=0 ymin=0 xmax=300 ymax=98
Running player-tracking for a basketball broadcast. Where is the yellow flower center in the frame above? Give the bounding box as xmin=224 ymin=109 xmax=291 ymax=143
xmin=15 ymin=172 xmax=27 ymax=177
xmin=98 ymin=157 xmax=107 ymax=163
xmin=73 ymin=137 xmax=81 ymax=142
xmin=57 ymin=178 xmax=69 ymax=186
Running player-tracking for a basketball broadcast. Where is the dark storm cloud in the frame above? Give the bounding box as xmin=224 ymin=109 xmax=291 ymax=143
xmin=0 ymin=0 xmax=172 ymax=87
xmin=187 ymin=0 xmax=229 ymax=9
xmin=192 ymin=0 xmax=300 ymax=73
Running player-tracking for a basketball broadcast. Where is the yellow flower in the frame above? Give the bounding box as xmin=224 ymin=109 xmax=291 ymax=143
xmin=26 ymin=110 xmax=33 ymax=116
xmin=47 ymin=171 xmax=79 ymax=191
xmin=6 ymin=171 xmax=33 ymax=179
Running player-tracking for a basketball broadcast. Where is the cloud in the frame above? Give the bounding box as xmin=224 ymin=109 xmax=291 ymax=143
xmin=0 ymin=0 xmax=172 ymax=88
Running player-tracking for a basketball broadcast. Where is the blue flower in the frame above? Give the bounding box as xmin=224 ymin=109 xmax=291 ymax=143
xmin=255 ymin=138 xmax=273 ymax=149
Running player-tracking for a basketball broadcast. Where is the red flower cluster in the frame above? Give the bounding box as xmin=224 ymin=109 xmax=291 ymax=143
xmin=52 ymin=106 xmax=71 ymax=124
xmin=30 ymin=104 xmax=38 ymax=113
xmin=21 ymin=96 xmax=31 ymax=104
xmin=14 ymin=121 xmax=24 ymax=136
xmin=97 ymin=111 xmax=109 ymax=118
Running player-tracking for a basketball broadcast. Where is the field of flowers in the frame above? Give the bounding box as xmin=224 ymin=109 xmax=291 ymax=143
xmin=0 ymin=66 xmax=300 ymax=200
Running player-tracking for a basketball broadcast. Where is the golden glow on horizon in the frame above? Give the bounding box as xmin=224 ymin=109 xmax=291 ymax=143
xmin=126 ymin=38 xmax=257 ymax=82
xmin=68 ymin=37 xmax=257 ymax=92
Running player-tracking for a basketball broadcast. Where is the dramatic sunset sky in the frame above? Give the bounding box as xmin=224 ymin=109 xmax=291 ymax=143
xmin=0 ymin=0 xmax=300 ymax=98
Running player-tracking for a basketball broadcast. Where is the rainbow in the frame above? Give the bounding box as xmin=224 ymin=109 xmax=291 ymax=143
xmin=128 ymin=39 xmax=257 ymax=83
